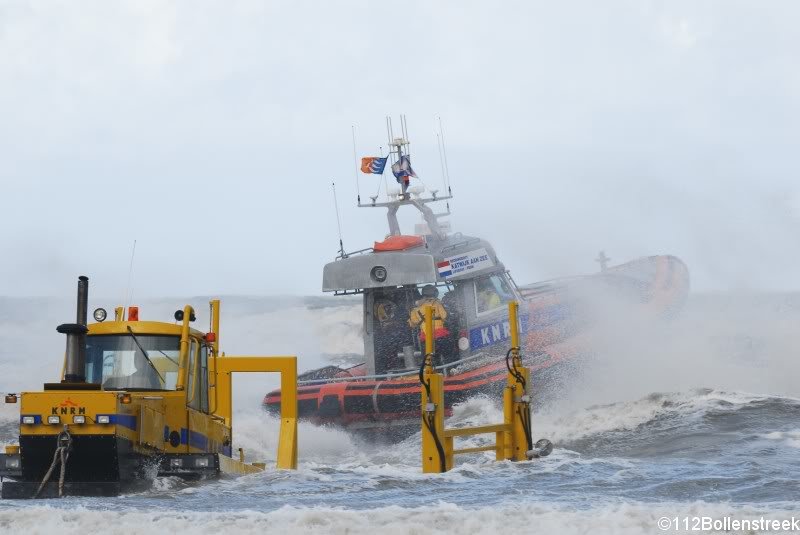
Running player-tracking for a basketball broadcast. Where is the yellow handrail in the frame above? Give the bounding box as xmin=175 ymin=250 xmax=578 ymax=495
xmin=208 ymin=299 xmax=221 ymax=415
xmin=176 ymin=305 xmax=194 ymax=392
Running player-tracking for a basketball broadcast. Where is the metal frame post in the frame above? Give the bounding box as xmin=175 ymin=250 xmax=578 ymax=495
xmin=420 ymin=300 xmax=545 ymax=472
xmin=507 ymin=301 xmax=532 ymax=461
xmin=176 ymin=305 xmax=195 ymax=392
xmin=421 ymin=304 xmax=448 ymax=473
xmin=215 ymin=356 xmax=298 ymax=469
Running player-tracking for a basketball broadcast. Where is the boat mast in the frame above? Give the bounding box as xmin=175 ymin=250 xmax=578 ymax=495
xmin=359 ymin=116 xmax=454 ymax=240
xmin=388 ymin=115 xmax=411 ymax=200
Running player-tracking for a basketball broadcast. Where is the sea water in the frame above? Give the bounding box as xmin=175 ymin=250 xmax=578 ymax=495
xmin=0 ymin=294 xmax=798 ymax=534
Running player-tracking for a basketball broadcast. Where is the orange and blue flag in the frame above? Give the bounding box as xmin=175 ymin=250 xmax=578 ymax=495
xmin=360 ymin=156 xmax=388 ymax=175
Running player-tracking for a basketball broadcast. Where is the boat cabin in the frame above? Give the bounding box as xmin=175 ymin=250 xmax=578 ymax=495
xmin=323 ymin=230 xmax=522 ymax=375
xmin=324 ymin=122 xmax=525 ymax=375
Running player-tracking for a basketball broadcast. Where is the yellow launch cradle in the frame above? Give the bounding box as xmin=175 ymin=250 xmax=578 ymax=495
xmin=420 ymin=301 xmax=552 ymax=473
xmin=0 ymin=276 xmax=297 ymax=499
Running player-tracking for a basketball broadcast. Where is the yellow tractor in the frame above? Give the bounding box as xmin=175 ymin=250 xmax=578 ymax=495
xmin=1 ymin=276 xmax=297 ymax=498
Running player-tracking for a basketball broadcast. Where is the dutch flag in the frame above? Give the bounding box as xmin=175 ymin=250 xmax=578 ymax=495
xmin=437 ymin=260 xmax=452 ymax=278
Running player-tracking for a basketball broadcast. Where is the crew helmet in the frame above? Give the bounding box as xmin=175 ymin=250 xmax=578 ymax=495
xmin=421 ymin=285 xmax=439 ymax=298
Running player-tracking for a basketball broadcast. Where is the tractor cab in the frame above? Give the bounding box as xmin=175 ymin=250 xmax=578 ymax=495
xmin=83 ymin=312 xmax=208 ymax=401
xmin=81 ymin=308 xmax=215 ymax=418
xmin=85 ymin=333 xmax=180 ymax=391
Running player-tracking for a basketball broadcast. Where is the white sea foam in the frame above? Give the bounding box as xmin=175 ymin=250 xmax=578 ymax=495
xmin=224 ymin=386 xmax=795 ymax=477
xmin=0 ymin=403 xmax=16 ymax=424
xmin=0 ymin=502 xmax=794 ymax=535
xmin=761 ymin=429 xmax=800 ymax=449
xmin=231 ymin=408 xmax=359 ymax=465
xmin=536 ymin=389 xmax=794 ymax=444
xmin=311 ymin=304 xmax=363 ymax=358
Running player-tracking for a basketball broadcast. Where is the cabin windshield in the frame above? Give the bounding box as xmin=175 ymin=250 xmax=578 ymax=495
xmin=475 ymin=273 xmax=515 ymax=314
xmin=85 ymin=334 xmax=180 ymax=391
xmin=370 ymin=283 xmax=463 ymax=374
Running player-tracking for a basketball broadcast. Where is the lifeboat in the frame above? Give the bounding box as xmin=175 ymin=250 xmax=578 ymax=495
xmin=263 ymin=253 xmax=689 ymax=434
xmin=262 ymin=118 xmax=691 ymax=435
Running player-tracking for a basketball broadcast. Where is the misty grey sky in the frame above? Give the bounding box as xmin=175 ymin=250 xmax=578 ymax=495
xmin=1 ymin=0 xmax=798 ymax=299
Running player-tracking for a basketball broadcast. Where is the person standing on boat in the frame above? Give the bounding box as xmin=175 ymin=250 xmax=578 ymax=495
xmin=476 ymin=278 xmax=502 ymax=313
xmin=408 ymin=285 xmax=454 ymax=363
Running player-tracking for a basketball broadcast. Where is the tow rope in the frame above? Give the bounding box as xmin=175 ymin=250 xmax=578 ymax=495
xmin=34 ymin=428 xmax=72 ymax=498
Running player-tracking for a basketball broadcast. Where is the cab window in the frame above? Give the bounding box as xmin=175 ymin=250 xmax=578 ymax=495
xmin=199 ymin=345 xmax=209 ymax=413
xmin=188 ymin=341 xmax=209 ymax=413
xmin=475 ymin=274 xmax=515 ymax=314
xmin=85 ymin=334 xmax=180 ymax=391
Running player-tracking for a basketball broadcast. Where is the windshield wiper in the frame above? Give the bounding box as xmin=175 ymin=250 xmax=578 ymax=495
xmin=154 ymin=349 xmax=179 ymax=367
xmin=126 ymin=326 xmax=165 ymax=384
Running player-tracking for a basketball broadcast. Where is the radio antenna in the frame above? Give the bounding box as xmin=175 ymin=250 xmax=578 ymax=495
xmin=332 ymin=182 xmax=346 ymax=257
xmin=436 ymin=130 xmax=447 ymax=193
xmin=123 ymin=239 xmax=137 ymax=315
xmin=401 ymin=114 xmax=410 ymax=157
xmin=351 ymin=125 xmax=361 ymax=205
xmin=437 ymin=115 xmax=452 ymax=195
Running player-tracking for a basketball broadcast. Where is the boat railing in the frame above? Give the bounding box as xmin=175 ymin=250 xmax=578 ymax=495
xmin=297 ymin=351 xmax=492 ymax=386
xmin=332 ymin=289 xmax=365 ymax=296
xmin=439 ymin=235 xmax=481 ymax=255
xmin=336 ymin=247 xmax=374 ymax=260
